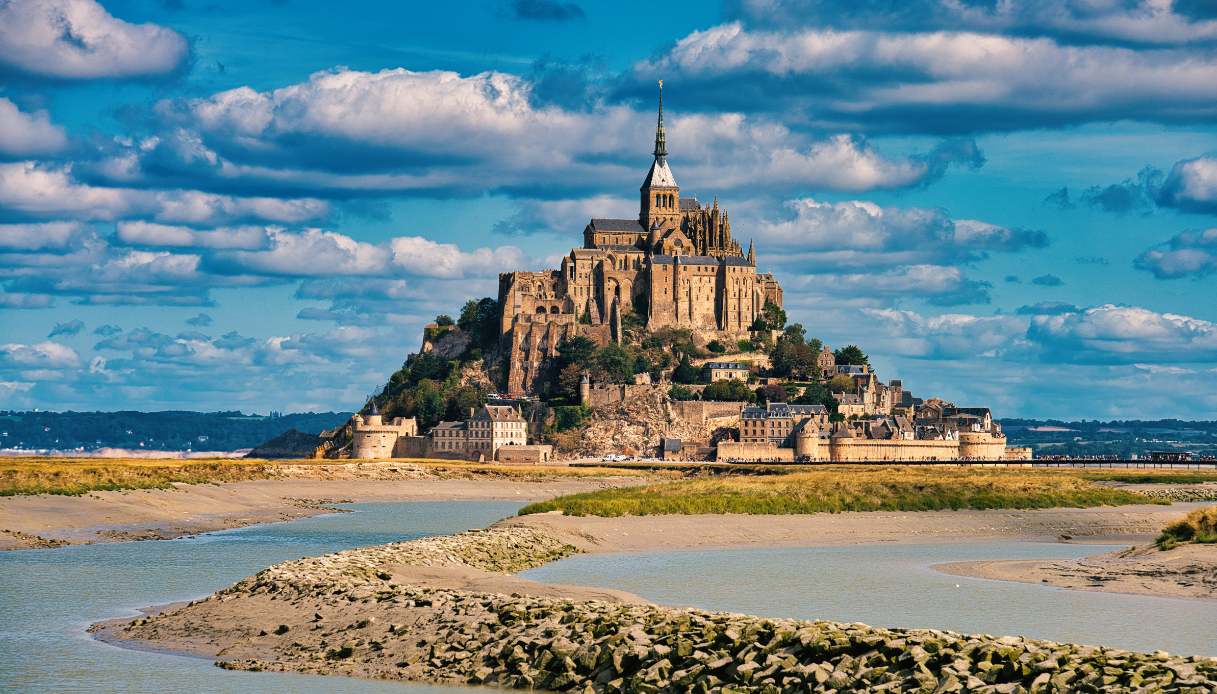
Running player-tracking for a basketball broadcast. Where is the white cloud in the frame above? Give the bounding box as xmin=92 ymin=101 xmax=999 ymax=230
xmin=116 ymin=222 xmax=269 ymax=250
xmin=0 ymin=222 xmax=86 ymax=251
xmin=1028 ymin=304 xmax=1217 ymax=363
xmin=1135 ymin=227 xmax=1217 ymax=279
xmin=0 ymin=98 xmax=67 ymax=156
xmin=0 ymin=161 xmax=329 ymax=224
xmin=0 ymin=0 xmax=188 ymax=79
xmin=0 ymin=341 xmax=79 ymax=369
xmin=861 ymin=308 xmax=1027 ymax=359
xmin=208 ymin=228 xmax=389 ymax=277
xmin=754 ymin=198 xmax=1046 ymax=269
xmin=636 ymin=22 xmax=1217 ymax=131
xmin=1159 ymin=156 xmax=1217 ymax=212
xmin=389 ymin=236 xmax=528 ymax=279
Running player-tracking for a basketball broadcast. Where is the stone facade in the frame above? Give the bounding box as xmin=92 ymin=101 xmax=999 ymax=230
xmin=704 ymin=361 xmax=750 ymax=382
xmin=351 ymin=404 xmax=418 ymax=458
xmin=499 ymin=86 xmax=784 ymax=396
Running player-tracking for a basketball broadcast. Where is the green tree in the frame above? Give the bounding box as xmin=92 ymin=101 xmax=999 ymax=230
xmin=736 ymin=339 xmax=753 ymax=352
xmin=828 ymin=374 xmax=855 ymax=393
xmin=703 ymin=379 xmax=755 ymax=402
xmin=435 ymin=314 xmax=454 ymax=326
xmin=668 ymin=385 xmax=699 ymax=401
xmin=596 ymin=343 xmax=634 ymax=383
xmin=456 ymin=297 xmax=500 ymax=349
xmin=557 ymin=336 xmax=598 ymax=369
xmin=807 ymin=337 xmax=823 ymax=354
xmin=413 ymin=379 xmax=445 ymax=430
xmin=771 ymin=339 xmax=814 ymax=377
xmin=671 ymin=353 xmax=699 ymax=384
xmin=752 ymin=300 xmax=786 ymax=331
xmin=755 ymin=383 xmax=787 ymax=403
xmin=782 ymin=323 xmax=806 ymax=344
xmin=706 ymin=339 xmax=727 ymax=354
xmin=834 ymin=344 xmax=870 ymax=367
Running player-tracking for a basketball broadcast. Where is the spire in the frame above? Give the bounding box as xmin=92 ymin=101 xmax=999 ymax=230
xmin=747 ymin=239 xmax=755 ymax=265
xmin=653 ymin=79 xmax=667 ymax=163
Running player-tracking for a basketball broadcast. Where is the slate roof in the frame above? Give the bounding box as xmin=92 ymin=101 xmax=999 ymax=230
xmin=475 ymin=404 xmax=525 ymax=422
xmin=642 ymin=157 xmax=678 ymax=188
xmin=679 ymin=197 xmax=700 ymax=210
xmin=589 ymin=218 xmax=645 ymax=232
xmin=704 ymin=361 xmax=749 ymax=371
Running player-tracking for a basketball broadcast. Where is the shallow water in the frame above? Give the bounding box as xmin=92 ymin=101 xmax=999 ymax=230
xmin=0 ymin=501 xmax=520 ymax=693
xmin=521 ymin=541 xmax=1217 ymax=657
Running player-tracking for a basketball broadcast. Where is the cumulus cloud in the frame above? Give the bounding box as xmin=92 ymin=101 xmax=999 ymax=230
xmin=861 ymin=308 xmax=1026 ymax=359
xmin=1028 ymin=304 xmax=1217 ymax=363
xmin=1157 ymin=155 xmax=1217 ymax=213
xmin=0 ymin=98 xmax=67 ymax=157
xmin=1135 ymin=227 xmax=1217 ymax=278
xmin=99 ymin=67 xmax=981 ymax=199
xmin=631 ymin=22 xmax=1217 ymax=132
xmin=754 ymin=198 xmax=1046 ymax=270
xmin=206 ymin=228 xmax=389 ymax=277
xmin=47 ymin=319 xmax=84 ymax=338
xmin=0 ymin=222 xmax=88 ymax=252
xmin=0 ymin=340 xmax=79 ymax=369
xmin=389 ymin=236 xmax=528 ymax=279
xmin=0 ymin=161 xmax=329 ymax=225
xmin=724 ymin=0 xmax=1217 ymax=46
xmin=0 ymin=0 xmax=188 ymax=79
xmin=784 ymin=264 xmax=993 ymax=306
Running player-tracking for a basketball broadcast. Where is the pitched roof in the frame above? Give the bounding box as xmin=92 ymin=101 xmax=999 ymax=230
xmin=679 ymin=197 xmax=700 ymax=210
xmin=642 ymin=157 xmax=678 ymax=188
xmin=476 ymin=404 xmax=525 ymax=422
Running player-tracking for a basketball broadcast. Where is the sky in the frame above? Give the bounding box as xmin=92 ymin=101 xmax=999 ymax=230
xmin=2 ymin=0 xmax=1217 ymax=419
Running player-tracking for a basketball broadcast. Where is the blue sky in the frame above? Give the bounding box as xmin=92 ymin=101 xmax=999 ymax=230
xmin=3 ymin=0 xmax=1217 ymax=419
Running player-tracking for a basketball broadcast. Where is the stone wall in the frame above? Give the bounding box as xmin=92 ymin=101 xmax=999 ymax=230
xmin=670 ymin=400 xmax=745 ymax=425
xmin=717 ymin=441 xmax=794 ymax=462
xmin=830 ymin=437 xmax=962 ymax=462
xmin=495 ymin=445 xmax=557 ymax=465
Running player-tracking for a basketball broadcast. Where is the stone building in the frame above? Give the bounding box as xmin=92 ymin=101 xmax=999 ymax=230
xmin=430 ymin=404 xmax=529 ymax=460
xmin=704 ymin=361 xmax=751 ymax=382
xmin=499 ymin=84 xmax=784 ymax=396
xmin=739 ymin=402 xmax=829 ymax=447
xmin=351 ymin=402 xmax=418 ymax=458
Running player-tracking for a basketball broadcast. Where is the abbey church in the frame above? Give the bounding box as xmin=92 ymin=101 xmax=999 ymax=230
xmin=499 ymin=86 xmax=784 ymax=396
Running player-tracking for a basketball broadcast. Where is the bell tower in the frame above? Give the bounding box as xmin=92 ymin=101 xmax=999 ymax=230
xmin=640 ymin=80 xmax=681 ymax=232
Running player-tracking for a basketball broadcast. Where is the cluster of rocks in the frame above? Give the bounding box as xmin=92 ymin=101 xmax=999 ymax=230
xmin=222 ymin=525 xmax=578 ymax=592
xmin=215 ymin=582 xmax=1217 ymax=693
xmin=1135 ymin=486 xmax=1217 ymax=503
xmin=117 ymin=523 xmax=1217 ymax=693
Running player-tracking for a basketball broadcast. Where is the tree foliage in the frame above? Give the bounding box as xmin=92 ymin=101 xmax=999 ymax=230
xmin=834 ymin=344 xmax=870 ymax=367
xmin=702 ymin=379 xmax=756 ymax=402
xmin=671 ymin=353 xmax=699 ymax=384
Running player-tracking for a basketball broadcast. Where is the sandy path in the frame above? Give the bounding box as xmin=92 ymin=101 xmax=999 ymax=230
xmin=0 ymin=476 xmax=646 ymax=550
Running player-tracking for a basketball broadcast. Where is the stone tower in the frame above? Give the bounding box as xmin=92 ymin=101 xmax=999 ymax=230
xmin=640 ymin=80 xmax=681 ymax=232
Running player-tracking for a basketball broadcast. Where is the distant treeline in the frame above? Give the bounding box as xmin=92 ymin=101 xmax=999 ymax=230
xmin=0 ymin=410 xmax=351 ymax=452
xmin=1003 ymin=418 xmax=1217 ymax=458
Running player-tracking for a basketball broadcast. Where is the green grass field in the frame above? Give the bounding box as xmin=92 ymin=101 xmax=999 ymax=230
xmin=519 ymin=466 xmax=1168 ymax=516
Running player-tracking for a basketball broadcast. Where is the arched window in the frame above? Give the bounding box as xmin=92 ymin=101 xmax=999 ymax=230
xmin=550 ymin=305 xmax=559 ymax=314
xmin=535 ymin=306 xmax=546 ymax=314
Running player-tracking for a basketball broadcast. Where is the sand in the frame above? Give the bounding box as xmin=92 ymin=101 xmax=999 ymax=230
xmin=938 ymin=542 xmax=1217 ymax=600
xmin=0 ymin=475 xmax=647 ymax=550
xmin=501 ymin=503 xmax=1201 ymax=553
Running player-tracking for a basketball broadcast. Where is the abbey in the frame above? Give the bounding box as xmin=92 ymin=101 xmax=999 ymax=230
xmin=499 ymin=86 xmax=783 ymax=396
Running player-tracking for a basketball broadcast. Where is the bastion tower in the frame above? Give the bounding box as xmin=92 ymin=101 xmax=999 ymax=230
xmin=497 ymin=83 xmax=784 ymax=396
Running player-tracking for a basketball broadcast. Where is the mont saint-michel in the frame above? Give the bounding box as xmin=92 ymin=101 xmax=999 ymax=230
xmin=331 ymin=88 xmax=1025 ymax=465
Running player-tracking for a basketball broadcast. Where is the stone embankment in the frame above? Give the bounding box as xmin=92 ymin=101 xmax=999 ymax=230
xmin=110 ymin=525 xmax=1217 ymax=693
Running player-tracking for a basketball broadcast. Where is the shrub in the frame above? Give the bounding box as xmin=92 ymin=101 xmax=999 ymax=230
xmin=736 ymin=339 xmax=753 ymax=352
xmin=702 ymin=379 xmax=755 ymax=402
xmin=668 ymin=385 xmax=699 ymax=401
xmin=707 ymin=340 xmax=727 ymax=354
xmin=552 ymin=405 xmax=590 ymax=432
xmin=1156 ymin=506 xmax=1217 ymax=550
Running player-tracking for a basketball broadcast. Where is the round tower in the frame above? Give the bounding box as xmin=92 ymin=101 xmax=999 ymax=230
xmin=794 ymin=426 xmax=820 ymax=461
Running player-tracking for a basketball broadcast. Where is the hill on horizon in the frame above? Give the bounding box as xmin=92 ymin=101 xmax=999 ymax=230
xmin=0 ymin=410 xmax=350 ymax=453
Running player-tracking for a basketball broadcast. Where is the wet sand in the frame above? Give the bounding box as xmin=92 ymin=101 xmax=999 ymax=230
xmin=938 ymin=541 xmax=1217 ymax=600
xmin=0 ymin=475 xmax=648 ymax=550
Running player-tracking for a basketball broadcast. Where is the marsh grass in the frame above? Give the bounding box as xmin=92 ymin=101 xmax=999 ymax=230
xmin=0 ymin=457 xmax=663 ymax=497
xmin=519 ymin=466 xmax=1162 ymax=516
xmin=1078 ymin=471 xmax=1217 ymax=484
xmin=1156 ymin=506 xmax=1217 ymax=550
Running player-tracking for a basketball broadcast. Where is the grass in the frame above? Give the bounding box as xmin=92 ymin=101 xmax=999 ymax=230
xmin=1156 ymin=506 xmax=1217 ymax=550
xmin=518 ymin=466 xmax=1164 ymax=517
xmin=0 ymin=456 xmax=667 ymax=497
xmin=1077 ymin=471 xmax=1217 ymax=484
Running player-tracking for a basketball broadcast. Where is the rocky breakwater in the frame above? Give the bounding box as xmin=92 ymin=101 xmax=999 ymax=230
xmin=105 ymin=525 xmax=1217 ymax=693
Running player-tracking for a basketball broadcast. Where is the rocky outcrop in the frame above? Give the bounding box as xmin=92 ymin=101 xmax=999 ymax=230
xmin=1135 ymin=486 xmax=1217 ymax=503
xmin=566 ymin=385 xmax=727 ymax=458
